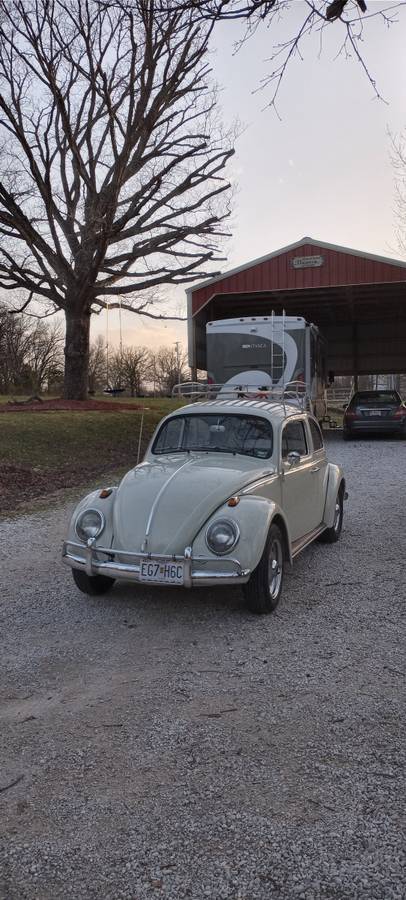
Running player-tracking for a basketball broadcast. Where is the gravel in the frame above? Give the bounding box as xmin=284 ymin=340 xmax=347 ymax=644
xmin=0 ymin=433 xmax=405 ymax=899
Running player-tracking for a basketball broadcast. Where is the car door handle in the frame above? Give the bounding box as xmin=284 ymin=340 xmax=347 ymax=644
xmin=310 ymin=466 xmax=320 ymax=473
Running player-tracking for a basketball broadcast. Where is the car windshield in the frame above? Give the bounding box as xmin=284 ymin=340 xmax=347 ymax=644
xmin=152 ymin=413 xmax=273 ymax=459
xmin=350 ymin=391 xmax=401 ymax=406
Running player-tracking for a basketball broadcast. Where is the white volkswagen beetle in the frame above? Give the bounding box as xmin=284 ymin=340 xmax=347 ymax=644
xmin=62 ymin=394 xmax=346 ymax=614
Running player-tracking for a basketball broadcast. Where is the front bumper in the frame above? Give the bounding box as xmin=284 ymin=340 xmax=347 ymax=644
xmin=62 ymin=539 xmax=251 ymax=587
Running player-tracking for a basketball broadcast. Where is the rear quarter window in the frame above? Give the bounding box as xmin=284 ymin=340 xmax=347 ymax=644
xmin=309 ymin=419 xmax=324 ymax=451
xmin=281 ymin=420 xmax=308 ymax=458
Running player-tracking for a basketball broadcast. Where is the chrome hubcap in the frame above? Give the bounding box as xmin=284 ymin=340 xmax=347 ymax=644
xmin=333 ymin=499 xmax=341 ymax=532
xmin=268 ymin=538 xmax=283 ymax=599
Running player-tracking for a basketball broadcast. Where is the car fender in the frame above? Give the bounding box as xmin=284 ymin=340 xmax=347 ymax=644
xmin=192 ymin=495 xmax=293 ymax=571
xmin=66 ymin=487 xmax=117 ymax=547
xmin=323 ymin=464 xmax=345 ymax=527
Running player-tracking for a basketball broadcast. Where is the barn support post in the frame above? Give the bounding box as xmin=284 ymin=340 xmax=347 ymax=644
xmin=352 ymin=321 xmax=359 ymax=391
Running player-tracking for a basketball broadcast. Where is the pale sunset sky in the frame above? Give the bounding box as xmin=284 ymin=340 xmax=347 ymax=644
xmin=94 ymin=1 xmax=406 ymax=354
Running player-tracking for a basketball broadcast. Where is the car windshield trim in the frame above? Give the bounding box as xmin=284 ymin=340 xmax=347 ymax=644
xmin=153 ymin=446 xmax=240 ymax=456
xmin=152 ymin=413 xmax=273 ymax=459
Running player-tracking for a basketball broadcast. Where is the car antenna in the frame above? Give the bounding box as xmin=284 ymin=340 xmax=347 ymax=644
xmin=136 ymin=405 xmax=149 ymax=465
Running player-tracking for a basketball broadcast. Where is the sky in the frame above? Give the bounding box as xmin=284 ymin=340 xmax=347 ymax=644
xmin=95 ymin=1 xmax=406 ymax=355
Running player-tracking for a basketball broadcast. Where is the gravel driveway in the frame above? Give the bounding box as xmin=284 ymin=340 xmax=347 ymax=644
xmin=0 ymin=434 xmax=405 ymax=900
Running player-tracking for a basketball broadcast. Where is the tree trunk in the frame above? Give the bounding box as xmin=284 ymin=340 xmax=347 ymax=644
xmin=63 ymin=309 xmax=91 ymax=400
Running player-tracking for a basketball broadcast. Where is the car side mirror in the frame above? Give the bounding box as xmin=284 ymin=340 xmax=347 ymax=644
xmin=286 ymin=450 xmax=301 ymax=467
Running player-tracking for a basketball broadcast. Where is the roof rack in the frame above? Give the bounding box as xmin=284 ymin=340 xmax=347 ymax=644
xmin=172 ymin=380 xmax=308 ymax=413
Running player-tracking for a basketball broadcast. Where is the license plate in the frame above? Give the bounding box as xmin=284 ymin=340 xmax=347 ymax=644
xmin=139 ymin=558 xmax=184 ymax=584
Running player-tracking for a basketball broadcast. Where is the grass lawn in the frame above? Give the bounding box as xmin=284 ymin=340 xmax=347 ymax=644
xmin=0 ymin=397 xmax=184 ymax=517
xmin=0 ymin=391 xmax=343 ymax=518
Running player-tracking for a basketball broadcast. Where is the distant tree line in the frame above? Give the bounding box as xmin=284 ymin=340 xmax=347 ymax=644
xmin=0 ymin=302 xmax=63 ymax=394
xmin=90 ymin=337 xmax=190 ymax=397
xmin=331 ymin=374 xmax=404 ymax=393
xmin=0 ymin=303 xmax=189 ymax=397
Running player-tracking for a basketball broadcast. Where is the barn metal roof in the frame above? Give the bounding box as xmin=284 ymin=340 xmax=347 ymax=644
xmin=187 ymin=237 xmax=406 ymax=377
xmin=188 ymin=237 xmax=406 ymax=319
xmin=189 ymin=236 xmax=406 ymax=295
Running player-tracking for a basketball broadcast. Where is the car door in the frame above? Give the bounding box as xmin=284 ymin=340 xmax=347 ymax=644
xmin=307 ymin=418 xmax=329 ymax=525
xmin=280 ymin=418 xmax=321 ymax=542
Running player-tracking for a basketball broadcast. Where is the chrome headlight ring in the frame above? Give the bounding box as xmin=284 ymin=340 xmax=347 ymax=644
xmin=205 ymin=518 xmax=240 ymax=556
xmin=75 ymin=508 xmax=105 ymax=543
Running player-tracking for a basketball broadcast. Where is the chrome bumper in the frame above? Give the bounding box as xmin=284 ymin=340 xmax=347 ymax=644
xmin=62 ymin=540 xmax=251 ymax=587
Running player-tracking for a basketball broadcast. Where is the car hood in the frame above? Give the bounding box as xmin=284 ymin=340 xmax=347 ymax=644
xmin=113 ymin=454 xmax=275 ymax=555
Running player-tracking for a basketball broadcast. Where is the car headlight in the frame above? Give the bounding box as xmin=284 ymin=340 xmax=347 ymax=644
xmin=75 ymin=509 xmax=105 ymax=543
xmin=205 ymin=518 xmax=240 ymax=556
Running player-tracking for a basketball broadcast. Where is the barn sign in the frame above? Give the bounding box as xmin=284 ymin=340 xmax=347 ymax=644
xmin=291 ymin=255 xmax=324 ymax=269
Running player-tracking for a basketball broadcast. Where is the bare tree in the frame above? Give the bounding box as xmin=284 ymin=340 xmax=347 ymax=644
xmin=391 ymin=129 xmax=406 ymax=259
xmin=192 ymin=0 xmax=406 ymax=110
xmin=112 ymin=345 xmax=152 ymax=396
xmin=0 ymin=302 xmax=31 ymax=393
xmin=0 ymin=301 xmax=63 ymax=392
xmin=26 ymin=320 xmax=64 ymax=392
xmin=0 ymin=0 xmax=234 ymax=400
xmin=88 ymin=335 xmax=107 ymax=393
xmin=152 ymin=344 xmax=189 ymax=396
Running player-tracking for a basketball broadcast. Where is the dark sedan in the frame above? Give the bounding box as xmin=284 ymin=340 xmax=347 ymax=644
xmin=343 ymin=390 xmax=406 ymax=439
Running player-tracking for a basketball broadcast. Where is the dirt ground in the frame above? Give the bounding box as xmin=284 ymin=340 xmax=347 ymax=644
xmin=0 ymin=399 xmax=160 ymax=516
xmin=0 ymin=460 xmax=124 ymax=517
xmin=0 ymin=398 xmax=143 ymax=413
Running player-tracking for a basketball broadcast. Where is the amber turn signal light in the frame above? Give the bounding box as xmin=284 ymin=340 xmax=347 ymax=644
xmin=99 ymin=488 xmax=113 ymax=499
xmin=227 ymin=496 xmax=240 ymax=507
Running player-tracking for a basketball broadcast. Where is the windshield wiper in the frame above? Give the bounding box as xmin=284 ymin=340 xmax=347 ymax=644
xmin=185 ymin=445 xmax=240 ymax=455
xmin=154 ymin=448 xmax=187 ymax=454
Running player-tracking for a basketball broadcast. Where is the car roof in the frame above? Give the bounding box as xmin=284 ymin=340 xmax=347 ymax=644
xmin=171 ymin=398 xmax=306 ymax=421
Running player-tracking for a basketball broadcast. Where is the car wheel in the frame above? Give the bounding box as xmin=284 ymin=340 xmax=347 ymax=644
xmin=318 ymin=486 xmax=344 ymax=544
xmin=243 ymin=523 xmax=284 ymax=615
xmin=343 ymin=429 xmax=351 ymax=441
xmin=72 ymin=568 xmax=115 ymax=595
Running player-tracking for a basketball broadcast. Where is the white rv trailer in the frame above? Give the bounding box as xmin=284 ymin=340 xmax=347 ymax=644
xmin=206 ymin=315 xmax=328 ymax=418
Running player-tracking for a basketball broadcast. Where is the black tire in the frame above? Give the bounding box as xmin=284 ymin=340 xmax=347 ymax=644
xmin=72 ymin=568 xmax=115 ymax=595
xmin=243 ymin=523 xmax=284 ymax=615
xmin=343 ymin=429 xmax=351 ymax=441
xmin=318 ymin=485 xmax=344 ymax=544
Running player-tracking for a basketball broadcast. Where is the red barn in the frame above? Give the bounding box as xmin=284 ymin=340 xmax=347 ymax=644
xmin=187 ymin=237 xmax=406 ymax=383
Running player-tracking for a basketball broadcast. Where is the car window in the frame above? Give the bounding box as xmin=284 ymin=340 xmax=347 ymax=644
xmin=309 ymin=419 xmax=324 ymax=451
xmin=350 ymin=391 xmax=400 ymax=406
xmin=152 ymin=414 xmax=273 ymax=459
xmin=153 ymin=417 xmax=184 ymax=453
xmin=281 ymin=421 xmax=308 ymax=459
